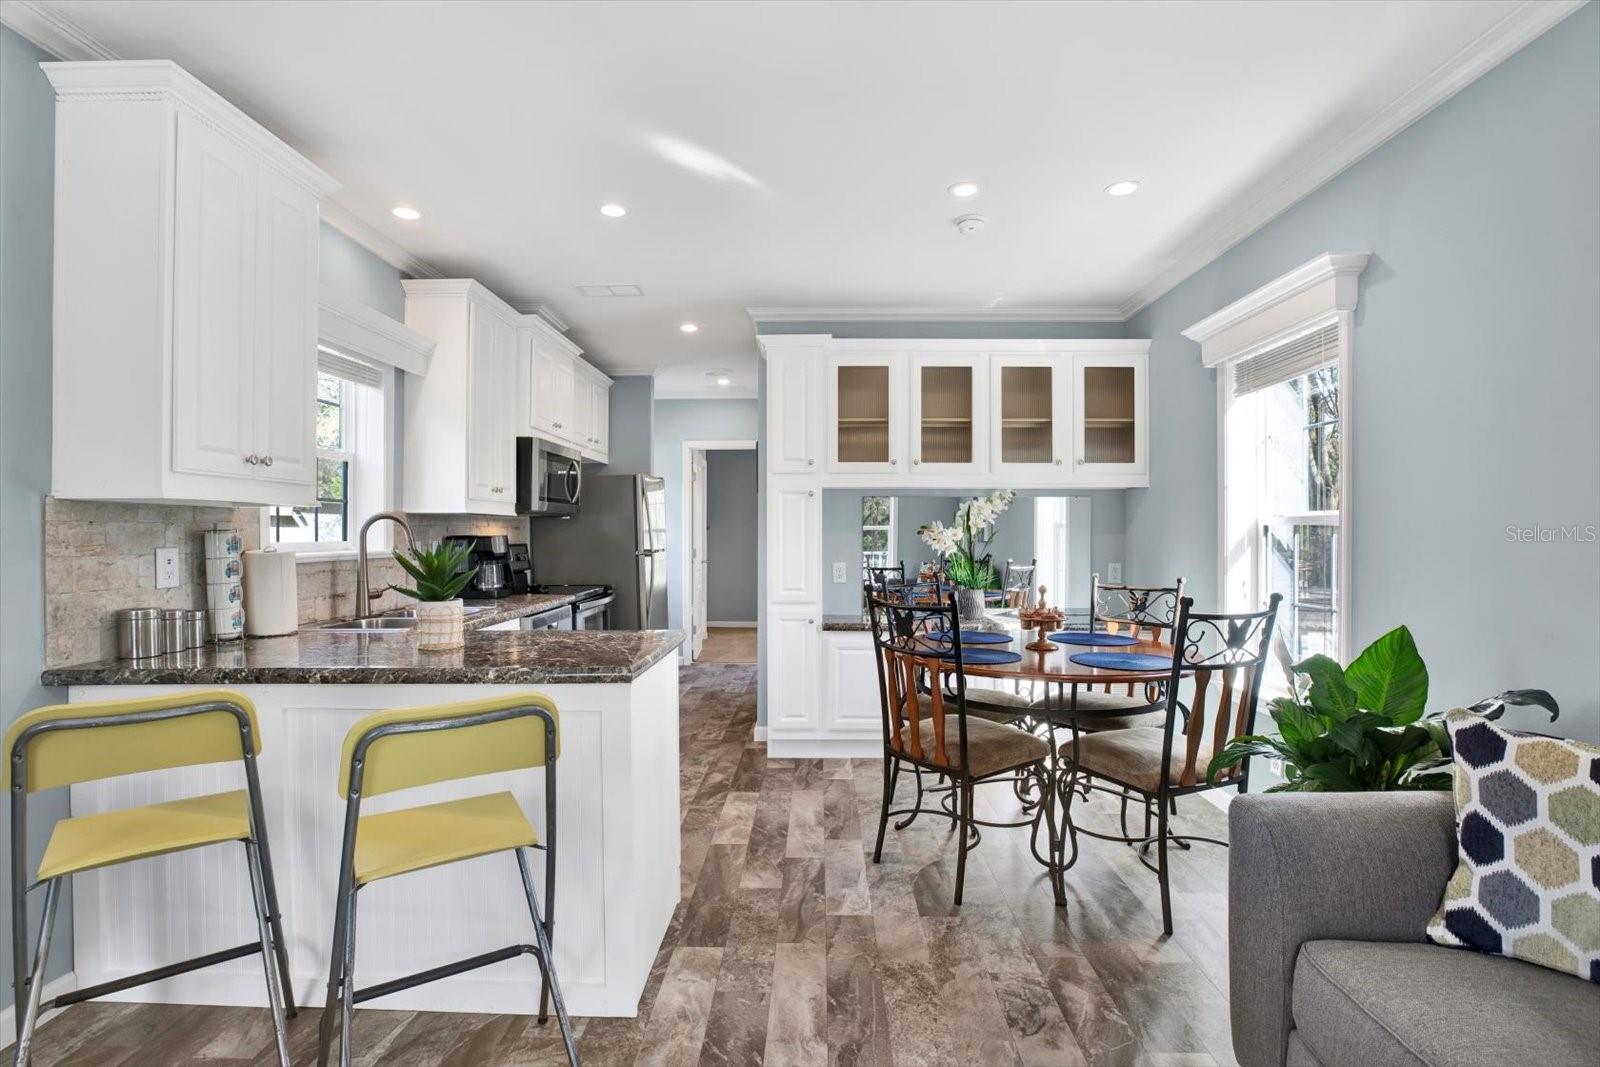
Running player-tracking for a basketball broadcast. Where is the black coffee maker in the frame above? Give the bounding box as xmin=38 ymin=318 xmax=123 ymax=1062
xmin=442 ymin=534 xmax=515 ymax=599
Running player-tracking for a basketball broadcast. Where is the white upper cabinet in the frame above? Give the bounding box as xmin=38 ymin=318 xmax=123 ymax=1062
xmin=760 ymin=337 xmax=823 ymax=473
xmin=767 ymin=475 xmax=822 ymax=603
xmin=758 ymin=335 xmax=1150 ymax=488
xmin=910 ymin=351 xmax=988 ymax=477
xmin=522 ymin=315 xmax=608 ymax=460
xmin=48 ymin=61 xmax=337 ymax=506
xmin=403 ymin=280 xmax=522 ymax=515
xmin=1072 ymin=351 xmax=1148 ymax=480
xmin=827 ymin=351 xmax=907 ymax=476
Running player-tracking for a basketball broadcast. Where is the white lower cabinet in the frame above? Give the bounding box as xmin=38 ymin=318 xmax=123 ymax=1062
xmin=822 ymin=632 xmax=884 ymax=737
xmin=766 ymin=607 xmax=821 ymax=732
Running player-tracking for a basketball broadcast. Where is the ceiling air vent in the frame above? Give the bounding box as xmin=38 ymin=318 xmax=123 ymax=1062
xmin=576 ymin=284 xmax=644 ymax=297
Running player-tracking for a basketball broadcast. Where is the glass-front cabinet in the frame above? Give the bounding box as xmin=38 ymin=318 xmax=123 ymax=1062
xmin=909 ymin=353 xmax=987 ymax=476
xmin=827 ymin=352 xmax=905 ymax=474
xmin=989 ymin=355 xmax=1071 ymax=478
xmin=1072 ymin=352 xmax=1147 ymax=478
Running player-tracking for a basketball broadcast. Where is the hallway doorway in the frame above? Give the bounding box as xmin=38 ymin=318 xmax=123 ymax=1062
xmin=683 ymin=442 xmax=758 ymax=664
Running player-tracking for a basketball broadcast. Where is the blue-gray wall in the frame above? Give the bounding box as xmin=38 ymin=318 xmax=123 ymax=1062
xmin=319 ymin=223 xmax=406 ymax=319
xmin=652 ymin=399 xmax=760 ymax=634
xmin=601 ymin=375 xmax=655 ymax=475
xmin=0 ymin=24 xmax=71 ymax=995
xmin=706 ymin=449 xmax=758 ymax=622
xmin=1126 ymin=3 xmax=1600 ymax=740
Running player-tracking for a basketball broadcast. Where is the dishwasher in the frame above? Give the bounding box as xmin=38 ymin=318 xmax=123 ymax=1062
xmin=520 ymin=604 xmax=574 ymax=631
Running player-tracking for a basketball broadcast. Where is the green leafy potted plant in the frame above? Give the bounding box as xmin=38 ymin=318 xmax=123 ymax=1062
xmin=1207 ymin=625 xmax=1557 ymax=791
xmin=390 ymin=540 xmax=477 ymax=651
xmin=918 ymin=489 xmax=1016 ymax=625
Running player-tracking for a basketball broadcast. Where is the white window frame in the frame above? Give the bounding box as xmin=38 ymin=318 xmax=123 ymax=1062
xmin=260 ymin=356 xmax=398 ymax=561
xmin=1186 ymin=252 xmax=1367 ymax=662
xmin=861 ymin=495 xmax=898 ymax=574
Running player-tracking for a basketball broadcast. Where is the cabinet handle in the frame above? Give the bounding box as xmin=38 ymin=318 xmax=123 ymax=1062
xmin=807 ymin=618 xmax=815 ymax=626
xmin=261 ymin=455 xmax=273 ymax=468
xmin=554 ymin=422 xmax=562 ymax=429
xmin=1055 ymin=458 xmax=1063 ymax=466
xmin=806 ymin=459 xmax=814 ymax=466
xmin=912 ymin=459 xmax=919 ymax=466
xmin=890 ymin=459 xmax=898 ymax=466
xmin=243 ymin=454 xmax=259 ymax=465
xmin=807 ymin=490 xmax=815 ymax=497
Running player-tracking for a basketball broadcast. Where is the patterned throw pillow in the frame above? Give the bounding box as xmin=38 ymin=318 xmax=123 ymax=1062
xmin=1427 ymin=709 xmax=1600 ymax=983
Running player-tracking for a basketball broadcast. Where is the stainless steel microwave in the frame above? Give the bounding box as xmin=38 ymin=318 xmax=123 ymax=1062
xmin=516 ymin=437 xmax=582 ymax=517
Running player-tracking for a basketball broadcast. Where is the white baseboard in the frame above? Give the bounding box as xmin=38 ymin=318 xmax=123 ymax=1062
xmin=0 ymin=971 xmax=77 ymax=1047
xmin=707 ymin=621 xmax=757 ymax=628
xmin=767 ymin=736 xmax=879 ymax=759
xmin=752 ymin=725 xmax=768 ymax=742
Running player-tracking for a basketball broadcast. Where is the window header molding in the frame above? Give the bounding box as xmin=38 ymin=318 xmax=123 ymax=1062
xmin=318 ymin=294 xmax=436 ymax=376
xmin=1181 ymin=252 xmax=1369 ymax=368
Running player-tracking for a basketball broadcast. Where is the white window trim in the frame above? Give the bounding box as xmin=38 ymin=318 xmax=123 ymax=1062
xmin=1188 ymin=253 xmax=1366 ymax=661
xmin=861 ymin=495 xmax=897 ymax=573
xmin=261 ymin=361 xmax=398 ymax=561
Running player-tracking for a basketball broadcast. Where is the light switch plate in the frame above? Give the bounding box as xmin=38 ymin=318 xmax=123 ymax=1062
xmin=155 ymin=546 xmax=181 ymax=589
xmin=832 ymin=562 xmax=847 ymax=584
xmin=1107 ymin=561 xmax=1123 ymax=583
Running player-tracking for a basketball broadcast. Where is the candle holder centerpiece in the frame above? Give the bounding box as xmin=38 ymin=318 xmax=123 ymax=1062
xmin=1017 ymin=585 xmax=1066 ymax=652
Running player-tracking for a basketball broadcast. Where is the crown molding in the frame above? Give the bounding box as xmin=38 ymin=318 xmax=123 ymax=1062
xmin=601 ymin=363 xmax=661 ymax=378
xmin=319 ymin=294 xmax=435 ymax=376
xmin=745 ymin=304 xmax=1124 ymax=325
xmin=319 ymin=200 xmax=442 ymax=280
xmin=0 ymin=0 xmax=115 ymax=60
xmin=1119 ymin=0 xmax=1585 ymax=320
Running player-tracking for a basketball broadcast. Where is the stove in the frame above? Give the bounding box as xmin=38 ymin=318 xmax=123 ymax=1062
xmin=530 ymin=584 xmax=614 ymax=630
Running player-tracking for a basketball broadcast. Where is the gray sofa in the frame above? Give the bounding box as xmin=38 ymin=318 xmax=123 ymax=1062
xmin=1229 ymin=792 xmax=1600 ymax=1067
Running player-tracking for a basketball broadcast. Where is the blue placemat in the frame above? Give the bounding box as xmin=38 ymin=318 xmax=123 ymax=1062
xmin=1069 ymin=651 xmax=1171 ymax=672
xmin=927 ymin=629 xmax=1012 ymax=645
xmin=951 ymin=647 xmax=1022 ymax=665
xmin=1049 ymin=631 xmax=1138 ymax=647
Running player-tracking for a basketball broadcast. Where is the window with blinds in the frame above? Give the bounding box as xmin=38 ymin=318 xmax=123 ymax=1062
xmin=317 ymin=344 xmax=385 ymax=389
xmin=1233 ymin=324 xmax=1338 ymax=398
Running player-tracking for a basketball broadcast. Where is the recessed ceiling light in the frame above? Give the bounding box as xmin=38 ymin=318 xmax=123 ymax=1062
xmin=679 ymin=322 xmax=699 ymax=334
xmin=391 ymin=205 xmax=422 ymax=221
xmin=599 ymin=203 xmax=627 ymax=218
xmin=1104 ymin=181 xmax=1141 ymax=197
xmin=948 ymin=181 xmax=980 ymax=198
xmin=716 ymin=377 xmax=731 ymax=387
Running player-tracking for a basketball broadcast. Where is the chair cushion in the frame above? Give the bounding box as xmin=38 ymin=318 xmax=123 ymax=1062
xmin=961 ymin=688 xmax=1035 ymax=722
xmin=38 ymin=790 xmax=251 ymax=880
xmin=1292 ymin=939 xmax=1600 ymax=1067
xmin=1426 ymin=710 xmax=1600 ymax=983
xmin=905 ymin=715 xmax=1050 ymax=779
xmin=355 ymin=790 xmax=537 ymax=884
xmin=1059 ymin=726 xmax=1210 ymax=792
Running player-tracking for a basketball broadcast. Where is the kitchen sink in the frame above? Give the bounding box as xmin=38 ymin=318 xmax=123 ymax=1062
xmin=312 ymin=616 xmax=418 ymax=632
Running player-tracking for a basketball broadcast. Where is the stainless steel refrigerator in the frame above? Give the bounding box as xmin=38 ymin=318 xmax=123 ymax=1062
xmin=527 ymin=474 xmax=668 ymax=630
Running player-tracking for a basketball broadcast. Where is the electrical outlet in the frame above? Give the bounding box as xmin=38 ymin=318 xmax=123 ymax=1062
xmin=1107 ymin=561 xmax=1123 ymax=583
xmin=155 ymin=546 xmax=181 ymax=589
xmin=832 ymin=562 xmax=847 ymax=584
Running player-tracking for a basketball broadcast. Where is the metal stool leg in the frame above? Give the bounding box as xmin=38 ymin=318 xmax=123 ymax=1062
xmin=12 ymin=878 xmax=61 ymax=1067
xmin=338 ymin=887 xmax=359 ymax=1067
xmin=244 ymin=841 xmax=291 ymax=1067
xmin=517 ymin=848 xmax=579 ymax=1067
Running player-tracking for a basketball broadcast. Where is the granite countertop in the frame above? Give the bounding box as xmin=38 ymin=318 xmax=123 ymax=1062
xmin=42 ymin=628 xmax=684 ymax=686
xmin=822 ymin=614 xmax=872 ymax=632
xmin=458 ymin=592 xmax=589 ymax=629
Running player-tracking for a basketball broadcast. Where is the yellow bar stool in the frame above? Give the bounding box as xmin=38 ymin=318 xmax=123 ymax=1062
xmin=316 ymin=693 xmax=578 ymax=1067
xmin=4 ymin=690 xmax=294 ymax=1067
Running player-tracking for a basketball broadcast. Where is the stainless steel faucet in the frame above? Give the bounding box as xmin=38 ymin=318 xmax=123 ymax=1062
xmin=356 ymin=511 xmax=413 ymax=616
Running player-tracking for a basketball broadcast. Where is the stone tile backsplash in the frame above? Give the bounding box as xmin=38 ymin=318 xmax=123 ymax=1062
xmin=43 ymin=498 xmax=523 ymax=667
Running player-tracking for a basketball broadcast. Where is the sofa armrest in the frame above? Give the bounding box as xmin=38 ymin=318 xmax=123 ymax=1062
xmin=1228 ymin=791 xmax=1457 ymax=1067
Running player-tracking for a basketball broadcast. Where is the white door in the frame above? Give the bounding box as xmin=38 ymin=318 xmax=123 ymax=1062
xmin=766 ymin=351 xmax=820 ymax=473
xmin=171 ymin=110 xmax=257 ymax=480
xmin=826 ymin=352 xmax=906 ymax=475
xmin=690 ymin=450 xmax=709 ymax=659
xmin=989 ymin=354 xmax=1072 ymax=480
xmin=767 ymin=476 xmax=821 ymax=603
xmin=909 ymin=352 xmax=987 ymax=477
xmin=767 ymin=607 xmax=821 ymax=730
xmin=250 ymin=165 xmax=319 ymax=488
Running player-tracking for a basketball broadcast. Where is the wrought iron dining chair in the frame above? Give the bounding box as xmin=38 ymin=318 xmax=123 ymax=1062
xmin=866 ymin=589 xmax=1060 ymax=905
xmin=1072 ymin=574 xmax=1188 ymax=728
xmin=1000 ymin=559 xmax=1037 ymax=608
xmin=1057 ymin=594 xmax=1281 ymax=934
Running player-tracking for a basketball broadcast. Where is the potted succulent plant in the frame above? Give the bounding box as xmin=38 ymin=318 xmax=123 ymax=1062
xmin=918 ymin=489 xmax=1016 ymax=626
xmin=390 ymin=540 xmax=477 ymax=651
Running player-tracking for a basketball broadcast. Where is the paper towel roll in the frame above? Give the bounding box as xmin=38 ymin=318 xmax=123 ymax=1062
xmin=243 ymin=548 xmax=298 ymax=637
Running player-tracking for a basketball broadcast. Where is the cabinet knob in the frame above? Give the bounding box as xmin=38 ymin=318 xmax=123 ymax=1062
xmin=807 ymin=490 xmax=815 ymax=497
xmin=261 ymin=455 xmax=273 ymax=467
xmin=554 ymin=422 xmax=562 ymax=429
xmin=807 ymin=618 xmax=815 ymax=626
xmin=911 ymin=459 xmax=919 ymax=466
xmin=1054 ymin=458 xmax=1063 ymax=466
xmin=891 ymin=459 xmax=898 ymax=466
xmin=243 ymin=454 xmax=259 ymax=465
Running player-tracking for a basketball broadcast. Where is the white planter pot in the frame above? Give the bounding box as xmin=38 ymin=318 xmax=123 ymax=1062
xmin=954 ymin=587 xmax=992 ymax=629
xmin=414 ymin=598 xmax=465 ymax=651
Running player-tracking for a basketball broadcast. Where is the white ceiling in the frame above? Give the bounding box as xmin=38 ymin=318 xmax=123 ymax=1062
xmin=10 ymin=1 xmax=1579 ymax=396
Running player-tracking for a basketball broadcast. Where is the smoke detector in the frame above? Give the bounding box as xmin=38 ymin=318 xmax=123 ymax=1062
xmin=954 ymin=214 xmax=988 ymax=235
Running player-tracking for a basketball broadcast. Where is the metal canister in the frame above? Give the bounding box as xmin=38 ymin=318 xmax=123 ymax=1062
xmin=160 ymin=608 xmax=188 ymax=652
xmin=116 ymin=608 xmax=164 ymax=659
xmin=183 ymin=609 xmax=208 ymax=649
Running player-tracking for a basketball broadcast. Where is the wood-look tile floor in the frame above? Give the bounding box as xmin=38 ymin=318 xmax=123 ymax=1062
xmin=695 ymin=628 xmax=758 ymax=664
xmin=11 ymin=664 xmax=1237 ymax=1066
